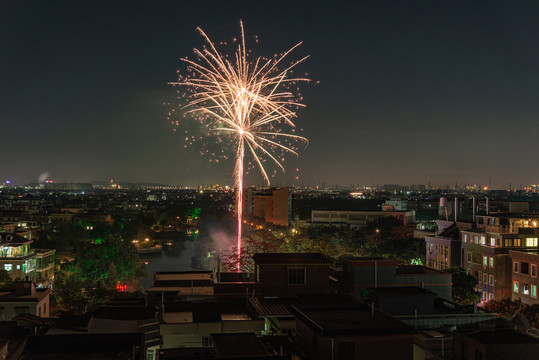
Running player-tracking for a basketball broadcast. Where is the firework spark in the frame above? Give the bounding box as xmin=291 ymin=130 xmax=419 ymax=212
xmin=172 ymin=21 xmax=309 ymax=270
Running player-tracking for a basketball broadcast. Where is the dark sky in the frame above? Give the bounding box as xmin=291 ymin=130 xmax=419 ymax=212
xmin=2 ymin=0 xmax=539 ymax=187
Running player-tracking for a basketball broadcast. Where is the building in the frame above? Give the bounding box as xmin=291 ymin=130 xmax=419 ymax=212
xmin=290 ymin=299 xmax=416 ymax=360
xmin=306 ymin=209 xmax=415 ymax=229
xmin=0 ymin=282 xmax=51 ymax=320
xmin=462 ymin=215 xmax=539 ymax=302
xmin=244 ymin=187 xmax=291 ymax=227
xmin=339 ymin=257 xmax=452 ymax=300
xmin=509 ymin=250 xmax=539 ymax=305
xmin=160 ymin=300 xmax=264 ymax=349
xmin=0 ymin=233 xmax=55 ymax=284
xmin=253 ymin=253 xmax=333 ymax=297
xmin=453 ymin=328 xmax=539 ymax=360
xmin=425 ymin=221 xmax=463 ymax=271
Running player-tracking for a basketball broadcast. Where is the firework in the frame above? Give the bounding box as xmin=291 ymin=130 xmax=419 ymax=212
xmin=172 ymin=20 xmax=309 ymax=270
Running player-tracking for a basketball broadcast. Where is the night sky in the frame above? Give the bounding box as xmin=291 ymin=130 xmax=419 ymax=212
xmin=2 ymin=1 xmax=539 ymax=187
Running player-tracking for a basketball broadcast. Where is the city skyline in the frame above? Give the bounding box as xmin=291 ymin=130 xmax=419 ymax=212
xmin=3 ymin=1 xmax=539 ymax=186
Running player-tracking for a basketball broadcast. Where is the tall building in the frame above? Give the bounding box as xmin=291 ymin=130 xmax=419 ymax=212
xmin=243 ymin=187 xmax=291 ymax=227
xmin=461 ymin=215 xmax=539 ymax=302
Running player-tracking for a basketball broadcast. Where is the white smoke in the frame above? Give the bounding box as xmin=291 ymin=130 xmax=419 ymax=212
xmin=38 ymin=172 xmax=49 ymax=183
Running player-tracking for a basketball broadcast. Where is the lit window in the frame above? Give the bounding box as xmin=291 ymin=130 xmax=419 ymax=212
xmin=490 ymin=237 xmax=496 ymax=247
xmin=515 ymin=238 xmax=521 ymax=247
xmin=482 ymin=291 xmax=488 ymax=301
xmin=4 ymin=264 xmax=11 ymax=272
xmin=464 ymin=234 xmax=468 ymax=243
xmin=481 ymin=236 xmax=486 ymax=245
xmin=489 ymin=257 xmax=494 ymax=268
xmin=514 ymin=281 xmax=519 ymax=293
xmin=526 ymin=238 xmax=538 ymax=247
xmin=514 ymin=262 xmax=519 ymax=273
xmin=483 ymin=256 xmax=488 ymax=266
xmin=16 ymin=265 xmax=20 ymax=270
xmin=532 ymin=285 xmax=537 ymax=298
xmin=522 ymin=283 xmax=530 ymax=295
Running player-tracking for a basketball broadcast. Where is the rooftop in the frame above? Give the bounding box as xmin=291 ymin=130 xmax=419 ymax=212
xmin=457 ymin=328 xmax=539 ymax=345
xmin=290 ymin=302 xmax=416 ymax=336
xmin=211 ymin=333 xmax=269 ymax=356
xmin=253 ymin=253 xmax=333 ymax=265
xmin=0 ymin=233 xmax=31 ymax=246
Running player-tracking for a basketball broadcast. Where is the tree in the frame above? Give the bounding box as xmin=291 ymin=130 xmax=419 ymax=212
xmin=447 ymin=267 xmax=481 ymax=305
xmin=0 ymin=269 xmax=13 ymax=286
xmin=73 ymin=235 xmax=146 ymax=290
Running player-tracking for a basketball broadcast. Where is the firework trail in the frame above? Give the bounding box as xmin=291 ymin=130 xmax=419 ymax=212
xmin=172 ymin=20 xmax=309 ymax=270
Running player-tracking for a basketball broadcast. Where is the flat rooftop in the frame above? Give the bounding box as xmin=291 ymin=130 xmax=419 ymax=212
xmin=253 ymin=253 xmax=333 ymax=265
xmin=212 ymin=333 xmax=268 ymax=356
xmin=458 ymin=329 xmax=539 ymax=345
xmin=290 ymin=303 xmax=415 ymax=336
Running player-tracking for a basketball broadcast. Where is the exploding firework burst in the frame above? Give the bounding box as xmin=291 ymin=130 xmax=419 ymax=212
xmin=171 ymin=20 xmax=309 ymax=270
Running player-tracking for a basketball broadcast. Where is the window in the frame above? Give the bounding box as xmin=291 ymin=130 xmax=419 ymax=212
xmin=4 ymin=264 xmax=11 ymax=272
xmin=489 ymin=275 xmax=494 ymax=286
xmin=16 ymin=265 xmax=20 ymax=270
xmin=532 ymin=285 xmax=537 ymax=298
xmin=147 ymin=349 xmax=155 ymax=360
xmin=483 ymin=256 xmax=488 ymax=266
xmin=505 ymin=238 xmax=512 ymax=247
xmin=532 ymin=264 xmax=537 ymax=278
xmin=482 ymin=291 xmax=487 ymax=301
xmin=514 ymin=281 xmax=519 ymax=293
xmin=202 ymin=336 xmax=211 ymax=347
xmin=483 ymin=273 xmax=487 ymax=284
xmin=489 ymin=257 xmax=494 ymax=268
xmin=490 ymin=237 xmax=496 ymax=247
xmin=0 ymin=308 xmax=3 ymax=321
xmin=489 ymin=293 xmax=494 ymax=301
xmin=514 ymin=262 xmax=519 ymax=273
xmin=480 ymin=236 xmax=486 ymax=245
xmin=288 ymin=268 xmax=306 ymax=285
xmin=475 ymin=349 xmax=483 ymax=360
xmin=521 ymin=262 xmax=530 ymax=275
xmin=526 ymin=238 xmax=538 ymax=247
xmin=467 ymin=268 xmax=472 ymax=275
xmin=467 ymin=252 xmax=473 ymax=262
xmin=478 ymin=271 xmax=482 ymax=283
xmin=14 ymin=307 xmax=28 ymax=315
xmin=464 ymin=234 xmax=468 ymax=243
xmin=522 ymin=283 xmax=530 ymax=295
xmin=515 ymin=238 xmax=521 ymax=247
xmin=337 ymin=342 xmax=355 ymax=360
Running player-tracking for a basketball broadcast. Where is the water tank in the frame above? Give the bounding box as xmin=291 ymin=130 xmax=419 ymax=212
xmin=439 ymin=197 xmax=447 ymax=207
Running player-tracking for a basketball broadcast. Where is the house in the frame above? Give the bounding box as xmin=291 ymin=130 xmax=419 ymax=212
xmin=290 ymin=298 xmax=416 ymax=360
xmin=253 ymin=253 xmax=333 ymax=297
xmin=0 ymin=282 xmax=51 ymax=320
